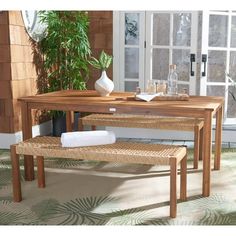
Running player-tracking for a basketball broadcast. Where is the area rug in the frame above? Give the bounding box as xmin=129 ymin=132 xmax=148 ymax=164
xmin=0 ymin=147 xmax=236 ymax=225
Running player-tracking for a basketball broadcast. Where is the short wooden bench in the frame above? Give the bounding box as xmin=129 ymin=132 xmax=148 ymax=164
xmin=11 ymin=136 xmax=188 ymax=218
xmin=81 ymin=114 xmax=204 ymax=169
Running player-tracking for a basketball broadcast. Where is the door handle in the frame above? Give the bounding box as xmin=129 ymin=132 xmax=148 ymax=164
xmin=202 ymin=54 xmax=207 ymax=77
xmin=190 ymin=54 xmax=195 ymax=76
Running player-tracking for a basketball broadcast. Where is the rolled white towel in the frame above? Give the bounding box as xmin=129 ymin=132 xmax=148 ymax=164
xmin=61 ymin=130 xmax=116 ymax=148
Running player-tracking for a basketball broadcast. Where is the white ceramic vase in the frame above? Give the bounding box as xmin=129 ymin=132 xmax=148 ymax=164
xmin=95 ymin=70 xmax=114 ymax=97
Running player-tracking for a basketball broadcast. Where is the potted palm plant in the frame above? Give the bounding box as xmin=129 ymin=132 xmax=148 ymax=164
xmin=39 ymin=11 xmax=91 ymax=136
xmin=89 ymin=50 xmax=113 ymax=96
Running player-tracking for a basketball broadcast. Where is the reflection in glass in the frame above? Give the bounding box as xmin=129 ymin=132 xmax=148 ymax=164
xmin=207 ymin=85 xmax=225 ymax=97
xmin=228 ymin=52 xmax=236 ymax=118
xmin=209 ymin=15 xmax=228 ymax=47
xmin=229 ymin=51 xmax=236 ymax=80
xmin=152 ymin=13 xmax=170 ymax=45
xmin=152 ymin=48 xmax=169 ymax=81
xmin=125 ymin=48 xmax=139 ymax=78
xmin=228 ymin=86 xmax=236 ymax=118
xmin=231 ymin=16 xmax=236 ymax=48
xmin=124 ymin=81 xmax=139 ymax=92
xmin=173 ymin=49 xmax=190 ymax=81
xmin=207 ymin=50 xmax=226 ymax=82
xmin=173 ymin=13 xmax=191 ymax=46
xmin=178 ymin=84 xmax=189 ymax=94
xmin=125 ymin=13 xmax=139 ymax=45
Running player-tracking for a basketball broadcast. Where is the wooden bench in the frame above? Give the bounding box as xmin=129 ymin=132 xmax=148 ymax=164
xmin=81 ymin=114 xmax=204 ymax=169
xmin=11 ymin=136 xmax=188 ymax=218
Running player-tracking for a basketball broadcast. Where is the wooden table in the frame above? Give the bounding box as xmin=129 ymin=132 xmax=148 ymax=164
xmin=18 ymin=90 xmax=224 ymax=197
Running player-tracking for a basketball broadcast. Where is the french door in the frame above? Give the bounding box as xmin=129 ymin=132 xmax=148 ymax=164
xmin=113 ymin=11 xmax=198 ymax=94
xmin=200 ymin=10 xmax=236 ymax=125
xmin=145 ymin=11 xmax=198 ymax=95
xmin=113 ymin=12 xmax=146 ymax=91
xmin=113 ymin=10 xmax=236 ymax=141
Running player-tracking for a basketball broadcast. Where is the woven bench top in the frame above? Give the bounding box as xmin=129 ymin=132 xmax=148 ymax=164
xmin=15 ymin=136 xmax=186 ymax=165
xmin=81 ymin=114 xmax=204 ymax=131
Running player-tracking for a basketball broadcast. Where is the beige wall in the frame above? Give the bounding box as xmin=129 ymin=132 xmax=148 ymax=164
xmin=0 ymin=11 xmax=113 ymax=133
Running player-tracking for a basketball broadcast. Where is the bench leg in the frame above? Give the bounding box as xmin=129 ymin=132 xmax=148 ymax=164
xmin=37 ymin=156 xmax=45 ymax=188
xmin=170 ymin=157 xmax=177 ymax=218
xmin=11 ymin=145 xmax=22 ymax=202
xmin=193 ymin=126 xmax=200 ymax=169
xmin=180 ymin=154 xmax=187 ymax=201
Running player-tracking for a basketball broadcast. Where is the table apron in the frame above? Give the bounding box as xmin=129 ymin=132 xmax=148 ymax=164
xmin=28 ymin=102 xmax=211 ymax=118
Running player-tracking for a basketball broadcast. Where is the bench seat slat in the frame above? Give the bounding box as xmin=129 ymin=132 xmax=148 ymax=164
xmin=81 ymin=114 xmax=204 ymax=131
xmin=16 ymin=136 xmax=186 ymax=166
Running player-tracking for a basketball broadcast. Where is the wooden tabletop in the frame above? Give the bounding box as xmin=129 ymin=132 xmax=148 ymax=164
xmin=18 ymin=90 xmax=224 ymax=118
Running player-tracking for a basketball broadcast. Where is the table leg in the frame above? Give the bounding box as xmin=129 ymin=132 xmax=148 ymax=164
xmin=202 ymin=110 xmax=212 ymax=197
xmin=214 ymin=106 xmax=223 ymax=170
xmin=21 ymin=102 xmax=34 ymax=181
xmin=66 ymin=111 xmax=73 ymax=132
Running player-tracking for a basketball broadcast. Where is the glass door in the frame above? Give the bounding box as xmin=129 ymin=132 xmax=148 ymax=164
xmin=200 ymin=10 xmax=236 ymax=124
xmin=113 ymin=10 xmax=236 ymax=141
xmin=145 ymin=11 xmax=199 ymax=95
xmin=117 ymin=11 xmax=145 ymax=92
xmin=114 ymin=11 xmax=199 ymax=94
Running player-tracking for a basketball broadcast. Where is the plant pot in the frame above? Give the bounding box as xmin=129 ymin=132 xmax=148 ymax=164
xmin=95 ymin=70 xmax=114 ymax=97
xmin=52 ymin=112 xmax=80 ymax=137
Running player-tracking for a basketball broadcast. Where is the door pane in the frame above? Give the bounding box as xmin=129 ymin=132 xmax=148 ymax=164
xmin=229 ymin=51 xmax=236 ymax=79
xmin=228 ymin=87 xmax=236 ymax=118
xmin=207 ymin=50 xmax=227 ymax=82
xmin=173 ymin=49 xmax=190 ymax=81
xmin=125 ymin=81 xmax=139 ymax=92
xmin=125 ymin=13 xmax=139 ymax=45
xmin=231 ymin=16 xmax=236 ymax=48
xmin=207 ymin=85 xmax=225 ymax=97
xmin=125 ymin=48 xmax=139 ymax=78
xmin=152 ymin=13 xmax=170 ymax=45
xmin=152 ymin=48 xmax=169 ymax=80
xmin=209 ymin=15 xmax=228 ymax=47
xmin=178 ymin=84 xmax=189 ymax=94
xmin=207 ymin=86 xmax=226 ymax=113
xmin=173 ymin=13 xmax=191 ymax=46
xmin=228 ymin=51 xmax=236 ymax=118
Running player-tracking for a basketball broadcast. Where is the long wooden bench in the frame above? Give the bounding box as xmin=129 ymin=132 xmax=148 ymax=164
xmin=11 ymin=136 xmax=188 ymax=218
xmin=81 ymin=114 xmax=204 ymax=169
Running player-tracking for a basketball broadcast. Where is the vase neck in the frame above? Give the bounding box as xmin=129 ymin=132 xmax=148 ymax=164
xmin=101 ymin=70 xmax=107 ymax=76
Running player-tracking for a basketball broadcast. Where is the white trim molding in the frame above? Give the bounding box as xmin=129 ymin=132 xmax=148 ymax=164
xmin=0 ymin=120 xmax=52 ymax=149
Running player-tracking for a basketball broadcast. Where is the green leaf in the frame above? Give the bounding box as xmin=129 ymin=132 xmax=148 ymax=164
xmin=38 ymin=10 xmax=91 ymax=117
xmin=89 ymin=50 xmax=113 ymax=71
